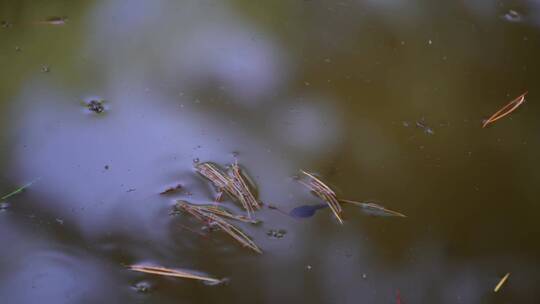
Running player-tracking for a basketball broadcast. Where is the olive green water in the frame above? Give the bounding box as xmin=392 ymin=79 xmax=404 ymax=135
xmin=1 ymin=1 xmax=540 ymax=303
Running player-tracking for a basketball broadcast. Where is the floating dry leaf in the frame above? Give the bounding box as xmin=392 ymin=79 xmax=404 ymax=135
xmin=128 ymin=264 xmax=222 ymax=284
xmin=298 ymin=170 xmax=343 ymax=224
xmin=494 ymin=272 xmax=510 ymax=292
xmin=340 ymin=199 xmax=406 ymax=217
xmin=175 ymin=201 xmax=262 ymax=253
xmin=483 ymin=92 xmax=527 ymax=128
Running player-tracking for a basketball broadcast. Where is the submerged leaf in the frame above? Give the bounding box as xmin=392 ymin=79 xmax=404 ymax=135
xmin=289 ymin=204 xmax=328 ymax=218
xmin=340 ymin=199 xmax=406 ymax=217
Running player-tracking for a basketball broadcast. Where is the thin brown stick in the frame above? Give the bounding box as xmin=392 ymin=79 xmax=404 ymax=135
xmin=483 ymin=92 xmax=527 ymax=128
xmin=128 ymin=264 xmax=221 ymax=283
xmin=339 ymin=199 xmax=406 ymax=217
xmin=299 ymin=170 xmax=343 ymax=224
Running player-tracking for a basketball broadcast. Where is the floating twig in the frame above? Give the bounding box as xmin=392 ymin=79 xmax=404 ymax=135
xmin=494 ymin=272 xmax=510 ymax=292
xmin=298 ymin=170 xmax=343 ymax=224
xmin=127 ymin=264 xmax=222 ymax=284
xmin=1 ymin=178 xmax=40 ymax=201
xmin=483 ymin=92 xmax=527 ymax=128
xmin=339 ymin=199 xmax=406 ymax=217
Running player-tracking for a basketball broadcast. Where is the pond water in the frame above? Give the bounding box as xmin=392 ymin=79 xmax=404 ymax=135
xmin=1 ymin=1 xmax=540 ymax=303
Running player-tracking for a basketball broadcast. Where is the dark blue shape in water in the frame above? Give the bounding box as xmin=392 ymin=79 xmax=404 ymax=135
xmin=289 ymin=203 xmax=328 ymax=218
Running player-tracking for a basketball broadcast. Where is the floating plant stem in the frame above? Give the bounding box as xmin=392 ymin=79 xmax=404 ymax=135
xmin=299 ymin=170 xmax=343 ymax=224
xmin=494 ymin=272 xmax=510 ymax=292
xmin=483 ymin=92 xmax=527 ymax=128
xmin=1 ymin=178 xmax=40 ymax=201
xmin=127 ymin=265 xmax=222 ymax=284
xmin=339 ymin=199 xmax=406 ymax=217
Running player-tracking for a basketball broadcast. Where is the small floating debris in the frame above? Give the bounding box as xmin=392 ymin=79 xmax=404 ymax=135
xmin=494 ymin=272 xmax=510 ymax=292
xmin=340 ymin=199 xmax=406 ymax=217
xmin=35 ymin=16 xmax=68 ymax=26
xmin=40 ymin=65 xmax=50 ymax=73
xmin=298 ymin=170 xmax=343 ymax=224
xmin=159 ymin=184 xmax=182 ymax=195
xmin=0 ymin=202 xmax=10 ymax=211
xmin=416 ymin=119 xmax=434 ymax=135
xmin=1 ymin=178 xmax=40 ymax=201
xmin=267 ymin=229 xmax=286 ymax=238
xmin=267 ymin=229 xmax=287 ymax=239
xmin=483 ymin=92 xmax=527 ymax=128
xmin=175 ymin=201 xmax=262 ymax=253
xmin=132 ymin=280 xmax=152 ymax=293
xmin=289 ymin=204 xmax=328 ymax=218
xmin=502 ymin=10 xmax=522 ymax=23
xmin=86 ymin=99 xmax=106 ymax=114
xmin=127 ymin=264 xmax=223 ymax=284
